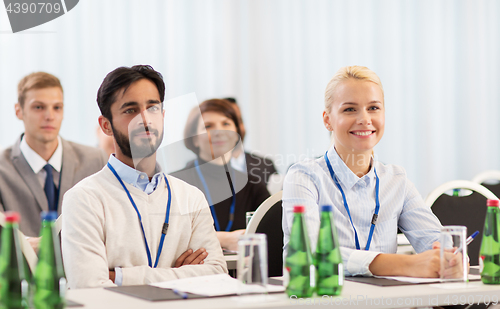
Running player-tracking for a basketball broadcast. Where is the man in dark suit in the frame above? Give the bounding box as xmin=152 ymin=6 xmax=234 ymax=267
xmin=0 ymin=72 xmax=107 ymax=245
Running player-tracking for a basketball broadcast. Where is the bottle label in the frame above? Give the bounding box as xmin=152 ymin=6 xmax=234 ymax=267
xmin=309 ymin=265 xmax=316 ymax=288
xmin=21 ymin=279 xmax=29 ymax=299
xmin=59 ymin=277 xmax=67 ymax=298
xmin=338 ymin=264 xmax=344 ymax=286
xmin=479 ymin=255 xmax=485 ymax=273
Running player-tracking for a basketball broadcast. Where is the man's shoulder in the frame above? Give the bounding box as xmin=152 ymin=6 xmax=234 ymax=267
xmin=166 ymin=175 xmax=210 ymax=215
xmin=65 ymin=167 xmax=111 ymax=196
xmin=0 ymin=143 xmax=23 ymax=175
xmin=61 ymin=139 xmax=107 ymax=173
xmin=0 ymin=146 xmax=14 ymax=165
xmin=62 ymin=139 xmax=106 ymax=158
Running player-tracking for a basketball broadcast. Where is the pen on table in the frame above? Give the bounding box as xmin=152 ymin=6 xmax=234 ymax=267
xmin=173 ymin=289 xmax=188 ymax=299
xmin=453 ymin=230 xmax=479 ymax=255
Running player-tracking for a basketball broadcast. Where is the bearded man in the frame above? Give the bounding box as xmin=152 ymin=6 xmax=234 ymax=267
xmin=61 ymin=65 xmax=227 ymax=289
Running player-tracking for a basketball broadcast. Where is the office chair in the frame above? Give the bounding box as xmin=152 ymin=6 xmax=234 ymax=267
xmin=472 ymin=170 xmax=500 ymax=202
xmin=425 ymin=180 xmax=498 ymax=266
xmin=246 ymin=191 xmax=283 ymax=277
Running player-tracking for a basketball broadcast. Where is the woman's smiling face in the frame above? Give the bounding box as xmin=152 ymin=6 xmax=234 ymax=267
xmin=323 ymin=78 xmax=385 ymax=156
xmin=195 ymin=111 xmax=239 ymax=161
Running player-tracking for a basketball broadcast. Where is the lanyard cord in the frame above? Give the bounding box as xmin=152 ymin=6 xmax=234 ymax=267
xmin=107 ymin=163 xmax=171 ymax=268
xmin=324 ymin=152 xmax=380 ymax=250
xmin=194 ymin=159 xmax=236 ymax=232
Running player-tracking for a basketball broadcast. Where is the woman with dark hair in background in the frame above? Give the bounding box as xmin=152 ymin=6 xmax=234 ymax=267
xmin=172 ymin=99 xmax=270 ymax=251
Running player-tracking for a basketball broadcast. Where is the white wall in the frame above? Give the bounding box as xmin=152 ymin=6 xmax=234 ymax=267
xmin=0 ymin=0 xmax=499 ymax=197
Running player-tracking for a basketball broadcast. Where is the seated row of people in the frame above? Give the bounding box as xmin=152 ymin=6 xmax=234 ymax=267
xmin=1 ymin=64 xmax=461 ymax=289
xmin=0 ymin=66 xmax=277 ymax=288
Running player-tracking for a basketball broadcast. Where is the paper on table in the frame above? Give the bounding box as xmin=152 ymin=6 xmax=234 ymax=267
xmin=375 ymin=274 xmax=482 ymax=283
xmin=374 ymin=276 xmax=441 ymax=283
xmin=151 ymin=274 xmax=285 ymax=296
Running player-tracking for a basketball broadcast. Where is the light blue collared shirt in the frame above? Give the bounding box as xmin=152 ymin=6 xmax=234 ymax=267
xmin=282 ymin=145 xmax=442 ymax=276
xmin=107 ymin=155 xmax=164 ymax=285
xmin=108 ymin=155 xmax=163 ymax=195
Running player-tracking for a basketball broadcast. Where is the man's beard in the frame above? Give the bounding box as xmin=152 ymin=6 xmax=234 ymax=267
xmin=112 ymin=125 xmax=163 ymax=159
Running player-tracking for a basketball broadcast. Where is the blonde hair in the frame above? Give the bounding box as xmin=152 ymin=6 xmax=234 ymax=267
xmin=17 ymin=72 xmax=63 ymax=108
xmin=324 ymin=66 xmax=383 ymax=112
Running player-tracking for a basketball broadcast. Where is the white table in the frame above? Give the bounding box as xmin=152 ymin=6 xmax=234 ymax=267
xmin=224 ymin=254 xmax=238 ymax=270
xmin=66 ymin=279 xmax=500 ymax=309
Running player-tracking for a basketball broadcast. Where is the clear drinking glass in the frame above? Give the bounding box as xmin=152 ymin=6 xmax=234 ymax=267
xmin=237 ymin=233 xmax=268 ymax=295
xmin=440 ymin=226 xmax=468 ymax=282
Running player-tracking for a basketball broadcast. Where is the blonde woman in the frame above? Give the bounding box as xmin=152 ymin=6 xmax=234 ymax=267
xmin=283 ymin=66 xmax=462 ymax=278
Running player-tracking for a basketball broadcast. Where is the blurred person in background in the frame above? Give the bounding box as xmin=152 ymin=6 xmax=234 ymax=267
xmin=172 ymin=99 xmax=270 ymax=251
xmin=0 ymin=72 xmax=106 ymax=251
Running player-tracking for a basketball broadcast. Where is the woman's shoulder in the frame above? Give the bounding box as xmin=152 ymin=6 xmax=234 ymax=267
xmin=284 ymin=157 xmax=327 ymax=185
xmin=375 ymin=160 xmax=407 ymax=178
xmin=166 ymin=174 xmax=207 ymax=200
xmin=169 ymin=161 xmax=198 ymax=183
xmin=288 ymin=156 xmax=325 ymax=173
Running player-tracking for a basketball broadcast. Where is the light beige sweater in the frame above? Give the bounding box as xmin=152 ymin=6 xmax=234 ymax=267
xmin=61 ymin=167 xmax=227 ymax=289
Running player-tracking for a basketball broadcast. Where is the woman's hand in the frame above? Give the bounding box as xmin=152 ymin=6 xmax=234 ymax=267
xmin=27 ymin=236 xmax=41 ymax=253
xmin=404 ymin=248 xmax=441 ymax=278
xmin=369 ymin=241 xmax=469 ymax=278
xmin=369 ymin=246 xmax=441 ymax=278
xmin=216 ymin=229 xmax=246 ymax=251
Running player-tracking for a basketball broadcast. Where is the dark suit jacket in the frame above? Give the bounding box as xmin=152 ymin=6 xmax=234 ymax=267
xmin=245 ymin=152 xmax=277 ymax=185
xmin=0 ymin=135 xmax=107 ymax=236
xmin=184 ymin=152 xmax=278 ymax=187
xmin=171 ymin=158 xmax=270 ymax=231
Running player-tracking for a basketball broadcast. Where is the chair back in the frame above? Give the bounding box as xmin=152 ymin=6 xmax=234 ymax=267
xmin=471 ymin=170 xmax=500 ymax=184
xmin=245 ymin=191 xmax=283 ymax=277
xmin=425 ymin=180 xmax=498 ymax=266
xmin=472 ymin=170 xmax=500 ymax=203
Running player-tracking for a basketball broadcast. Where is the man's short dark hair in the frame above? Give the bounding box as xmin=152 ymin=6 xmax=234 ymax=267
xmin=96 ymin=65 xmax=165 ymax=123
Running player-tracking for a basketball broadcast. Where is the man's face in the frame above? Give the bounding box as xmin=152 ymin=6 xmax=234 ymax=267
xmin=15 ymin=87 xmax=64 ymax=145
xmin=109 ymin=79 xmax=164 ymax=160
